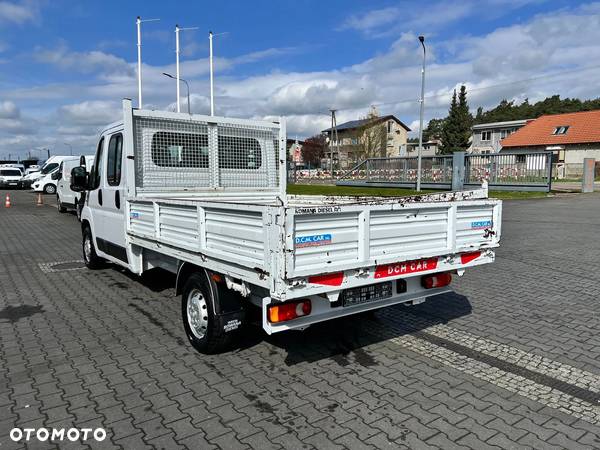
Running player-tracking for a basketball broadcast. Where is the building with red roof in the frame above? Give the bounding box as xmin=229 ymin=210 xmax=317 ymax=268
xmin=500 ymin=110 xmax=600 ymax=164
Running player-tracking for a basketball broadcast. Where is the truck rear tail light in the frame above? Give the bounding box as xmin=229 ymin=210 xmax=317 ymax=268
xmin=422 ymin=273 xmax=452 ymax=289
xmin=268 ymin=300 xmax=311 ymax=323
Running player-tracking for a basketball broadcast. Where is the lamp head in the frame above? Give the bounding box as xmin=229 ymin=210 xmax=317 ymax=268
xmin=418 ymin=35 xmax=425 ymax=43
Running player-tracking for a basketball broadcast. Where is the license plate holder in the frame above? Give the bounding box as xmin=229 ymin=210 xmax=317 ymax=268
xmin=341 ymin=282 xmax=393 ymax=307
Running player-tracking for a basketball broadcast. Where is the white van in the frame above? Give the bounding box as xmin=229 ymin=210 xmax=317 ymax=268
xmin=57 ymin=156 xmax=94 ymax=214
xmin=0 ymin=167 xmax=24 ymax=189
xmin=30 ymin=156 xmax=76 ymax=194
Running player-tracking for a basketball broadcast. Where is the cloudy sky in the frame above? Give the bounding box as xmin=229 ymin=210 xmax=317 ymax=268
xmin=0 ymin=0 xmax=599 ymax=158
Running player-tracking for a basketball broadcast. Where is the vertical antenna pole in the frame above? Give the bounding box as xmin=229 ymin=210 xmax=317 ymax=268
xmin=175 ymin=25 xmax=181 ymax=113
xmin=209 ymin=31 xmax=214 ymax=116
xmin=137 ymin=17 xmax=142 ymax=108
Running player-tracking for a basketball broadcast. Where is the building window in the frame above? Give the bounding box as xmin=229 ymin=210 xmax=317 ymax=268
xmin=500 ymin=128 xmax=515 ymax=139
xmin=553 ymin=126 xmax=569 ymax=135
xmin=387 ymin=121 xmax=392 ymax=133
xmin=481 ymin=131 xmax=492 ymax=141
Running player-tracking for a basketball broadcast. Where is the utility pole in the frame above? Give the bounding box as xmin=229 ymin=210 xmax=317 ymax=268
xmin=329 ymin=109 xmax=337 ymax=181
xmin=417 ymin=35 xmax=426 ymax=192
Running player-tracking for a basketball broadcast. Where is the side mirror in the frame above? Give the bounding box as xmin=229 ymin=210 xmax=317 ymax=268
xmin=70 ymin=166 xmax=88 ymax=192
xmin=51 ymin=171 xmax=61 ymax=180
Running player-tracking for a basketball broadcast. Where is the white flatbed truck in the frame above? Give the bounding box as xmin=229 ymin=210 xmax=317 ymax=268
xmin=70 ymin=99 xmax=502 ymax=353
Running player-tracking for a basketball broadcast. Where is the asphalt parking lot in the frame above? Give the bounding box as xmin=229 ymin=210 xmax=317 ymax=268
xmin=1 ymin=189 xmax=600 ymax=449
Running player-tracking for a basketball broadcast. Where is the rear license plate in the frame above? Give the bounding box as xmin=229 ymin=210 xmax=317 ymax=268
xmin=341 ymin=282 xmax=392 ymax=307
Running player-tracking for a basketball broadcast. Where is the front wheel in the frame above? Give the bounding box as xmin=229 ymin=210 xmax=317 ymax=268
xmin=82 ymin=226 xmax=104 ymax=269
xmin=44 ymin=184 xmax=56 ymax=195
xmin=57 ymin=195 xmax=67 ymax=213
xmin=181 ymin=273 xmax=233 ymax=354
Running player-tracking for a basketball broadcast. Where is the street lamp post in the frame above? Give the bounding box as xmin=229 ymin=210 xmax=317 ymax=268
xmin=163 ymin=73 xmax=191 ymax=114
xmin=417 ymin=35 xmax=426 ymax=192
xmin=64 ymin=142 xmax=73 ymax=156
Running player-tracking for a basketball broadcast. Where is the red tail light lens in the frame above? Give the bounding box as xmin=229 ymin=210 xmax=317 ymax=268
xmin=268 ymin=300 xmax=312 ymax=323
xmin=422 ymin=273 xmax=452 ymax=289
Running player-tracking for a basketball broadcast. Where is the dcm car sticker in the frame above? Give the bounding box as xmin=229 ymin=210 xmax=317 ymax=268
xmin=471 ymin=220 xmax=492 ymax=230
xmin=295 ymin=234 xmax=333 ymax=248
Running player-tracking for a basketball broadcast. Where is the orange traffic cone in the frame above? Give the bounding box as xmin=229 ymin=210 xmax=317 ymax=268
xmin=4 ymin=194 xmax=10 ymax=208
xmin=36 ymin=193 xmax=43 ymax=206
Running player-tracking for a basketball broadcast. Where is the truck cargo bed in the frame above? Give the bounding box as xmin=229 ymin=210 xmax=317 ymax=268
xmin=127 ymin=187 xmax=501 ymax=300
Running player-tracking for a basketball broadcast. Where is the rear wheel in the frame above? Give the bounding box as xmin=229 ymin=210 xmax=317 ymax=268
xmin=82 ymin=226 xmax=104 ymax=269
xmin=44 ymin=184 xmax=56 ymax=195
xmin=181 ymin=272 xmax=233 ymax=354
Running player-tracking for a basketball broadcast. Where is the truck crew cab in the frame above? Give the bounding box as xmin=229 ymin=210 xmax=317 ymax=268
xmin=70 ymin=99 xmax=502 ymax=354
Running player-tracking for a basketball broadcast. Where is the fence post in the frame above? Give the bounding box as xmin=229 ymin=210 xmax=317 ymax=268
xmin=582 ymin=158 xmax=595 ymax=193
xmin=366 ymin=160 xmax=370 ymax=182
xmin=546 ymin=153 xmax=553 ymax=192
xmin=452 ymin=152 xmax=465 ymax=191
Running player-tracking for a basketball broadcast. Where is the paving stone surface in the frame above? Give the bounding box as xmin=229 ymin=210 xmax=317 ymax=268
xmin=1 ymin=190 xmax=600 ymax=449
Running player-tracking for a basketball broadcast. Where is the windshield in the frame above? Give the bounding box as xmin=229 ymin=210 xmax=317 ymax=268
xmin=40 ymin=162 xmax=59 ymax=174
xmin=0 ymin=169 xmax=22 ymax=177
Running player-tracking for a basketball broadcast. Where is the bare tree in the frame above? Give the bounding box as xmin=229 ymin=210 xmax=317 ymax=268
xmin=350 ymin=118 xmax=388 ymax=161
xmin=301 ymin=134 xmax=326 ymax=167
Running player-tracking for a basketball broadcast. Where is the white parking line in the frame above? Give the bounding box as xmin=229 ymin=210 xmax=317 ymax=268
xmin=364 ymin=310 xmax=600 ymax=425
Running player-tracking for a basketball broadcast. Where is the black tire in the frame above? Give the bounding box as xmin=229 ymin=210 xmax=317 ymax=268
xmin=57 ymin=195 xmax=67 ymax=213
xmin=82 ymin=226 xmax=104 ymax=269
xmin=76 ymin=199 xmax=82 ymax=221
xmin=44 ymin=184 xmax=56 ymax=195
xmin=181 ymin=272 xmax=233 ymax=354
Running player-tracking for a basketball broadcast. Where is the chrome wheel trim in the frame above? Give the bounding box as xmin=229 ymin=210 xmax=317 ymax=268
xmin=83 ymin=234 xmax=92 ymax=262
xmin=187 ymin=288 xmax=208 ymax=340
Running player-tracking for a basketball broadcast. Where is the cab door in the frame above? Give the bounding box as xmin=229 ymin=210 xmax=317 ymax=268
xmin=95 ymin=131 xmax=128 ymax=263
xmin=87 ymin=136 xmax=106 ymax=252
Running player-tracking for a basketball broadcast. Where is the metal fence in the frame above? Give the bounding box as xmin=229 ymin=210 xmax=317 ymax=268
xmin=336 ymin=156 xmax=453 ymax=189
xmin=335 ymin=151 xmax=553 ymax=192
xmin=464 ymin=152 xmax=552 ymax=190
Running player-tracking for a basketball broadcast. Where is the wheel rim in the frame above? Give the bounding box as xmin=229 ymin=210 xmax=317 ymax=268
xmin=187 ymin=288 xmax=208 ymax=340
xmin=83 ymin=233 xmax=92 ymax=262
xmin=46 ymin=185 xmax=55 ymax=194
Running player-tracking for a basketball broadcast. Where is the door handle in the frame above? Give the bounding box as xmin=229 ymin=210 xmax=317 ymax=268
xmin=98 ymin=189 xmax=103 ymax=206
xmin=115 ymin=190 xmax=120 ymax=210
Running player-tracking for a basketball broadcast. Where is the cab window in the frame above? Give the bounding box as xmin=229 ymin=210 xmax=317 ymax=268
xmin=106 ymin=133 xmax=123 ymax=186
xmin=90 ymin=137 xmax=104 ymax=189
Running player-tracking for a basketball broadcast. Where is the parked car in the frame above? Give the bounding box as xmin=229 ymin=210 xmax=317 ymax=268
xmin=57 ymin=156 xmax=94 ymax=217
xmin=70 ymin=99 xmax=503 ymax=354
xmin=0 ymin=163 xmax=25 ymax=175
xmin=0 ymin=168 xmax=24 ymax=189
xmin=25 ymin=165 xmax=40 ymax=175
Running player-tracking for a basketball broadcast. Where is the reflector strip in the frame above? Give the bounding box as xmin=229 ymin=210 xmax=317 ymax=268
xmin=308 ymin=272 xmax=344 ymax=286
xmin=460 ymin=251 xmax=481 ymax=265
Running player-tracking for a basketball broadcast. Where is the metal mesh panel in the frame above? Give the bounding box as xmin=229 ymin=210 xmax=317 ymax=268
xmin=133 ymin=114 xmax=280 ymax=191
xmin=217 ymin=123 xmax=279 ymax=188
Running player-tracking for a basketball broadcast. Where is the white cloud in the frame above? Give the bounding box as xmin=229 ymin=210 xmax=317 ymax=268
xmin=34 ymin=44 xmax=135 ymax=77
xmin=0 ymin=1 xmax=37 ymax=24
xmin=0 ymin=100 xmax=19 ymax=118
xmin=3 ymin=2 xmax=600 ymax=156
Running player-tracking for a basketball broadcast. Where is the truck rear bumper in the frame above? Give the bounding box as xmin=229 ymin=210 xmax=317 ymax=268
xmin=262 ymin=279 xmax=451 ymax=334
